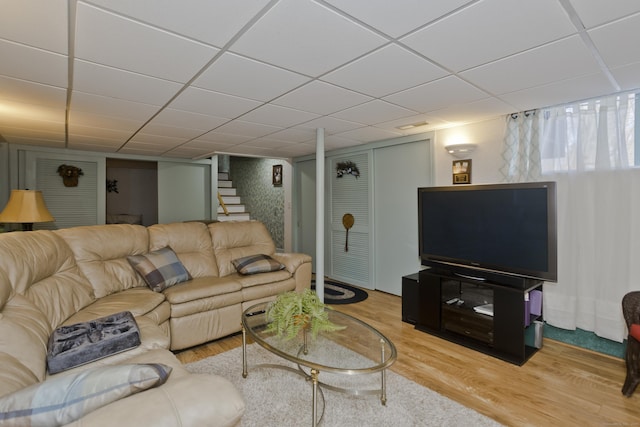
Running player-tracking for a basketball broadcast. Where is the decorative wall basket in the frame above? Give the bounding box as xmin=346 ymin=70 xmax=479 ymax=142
xmin=57 ymin=164 xmax=84 ymax=187
xmin=336 ymin=161 xmax=360 ymax=178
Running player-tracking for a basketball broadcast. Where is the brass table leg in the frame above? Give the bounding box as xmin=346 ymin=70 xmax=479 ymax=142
xmin=242 ymin=324 xmax=248 ymax=378
xmin=311 ymin=368 xmax=319 ymax=427
xmin=380 ymin=338 xmax=387 ymax=405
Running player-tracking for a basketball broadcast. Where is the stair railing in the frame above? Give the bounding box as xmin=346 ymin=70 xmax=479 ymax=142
xmin=217 ymin=192 xmax=229 ymax=216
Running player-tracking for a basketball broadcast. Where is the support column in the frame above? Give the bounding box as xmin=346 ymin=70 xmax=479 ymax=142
xmin=315 ymin=128 xmax=325 ymax=302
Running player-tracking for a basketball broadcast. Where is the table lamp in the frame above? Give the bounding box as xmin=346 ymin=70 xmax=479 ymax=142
xmin=0 ymin=189 xmax=55 ymax=231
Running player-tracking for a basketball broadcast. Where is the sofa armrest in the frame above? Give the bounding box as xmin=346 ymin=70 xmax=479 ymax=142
xmin=271 ymin=252 xmax=311 ymax=274
xmin=64 ymin=374 xmax=245 ymax=427
xmin=271 ymin=253 xmax=312 ymax=293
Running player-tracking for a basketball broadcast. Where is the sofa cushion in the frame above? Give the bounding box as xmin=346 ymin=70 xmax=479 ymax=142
xmin=209 ymin=221 xmax=277 ymax=277
xmin=148 ymin=222 xmax=219 ymax=277
xmin=46 ymin=311 xmax=141 ymax=374
xmin=0 ymin=352 xmax=39 ymax=399
xmin=63 ymin=287 xmax=167 ymax=323
xmin=232 ymin=254 xmax=285 ymax=275
xmin=0 ymin=231 xmax=95 ymax=329
xmin=56 ymin=224 xmax=150 ymax=298
xmin=128 ymin=247 xmax=192 ymax=292
xmin=0 ymin=295 xmax=51 ymax=384
xmin=0 ymin=363 xmax=171 ymax=427
xmin=162 ymin=276 xmax=242 ymax=305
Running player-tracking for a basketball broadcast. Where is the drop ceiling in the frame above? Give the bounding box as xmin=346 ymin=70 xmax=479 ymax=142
xmin=1 ymin=0 xmax=639 ymax=159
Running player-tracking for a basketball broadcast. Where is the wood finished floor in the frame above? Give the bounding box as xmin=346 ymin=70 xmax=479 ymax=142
xmin=175 ymin=288 xmax=640 ymax=426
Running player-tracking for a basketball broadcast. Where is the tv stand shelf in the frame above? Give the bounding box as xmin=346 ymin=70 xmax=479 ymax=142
xmin=406 ymin=269 xmax=543 ymax=365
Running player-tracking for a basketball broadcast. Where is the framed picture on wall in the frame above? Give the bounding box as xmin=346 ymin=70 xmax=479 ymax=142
xmin=272 ymin=164 xmax=283 ymax=186
xmin=452 ymin=159 xmax=471 ymax=185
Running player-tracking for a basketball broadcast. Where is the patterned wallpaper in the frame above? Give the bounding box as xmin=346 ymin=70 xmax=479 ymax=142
xmin=229 ymin=157 xmax=284 ymax=249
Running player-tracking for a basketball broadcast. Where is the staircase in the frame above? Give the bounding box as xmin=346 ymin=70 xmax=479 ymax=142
xmin=217 ymin=172 xmax=250 ymax=221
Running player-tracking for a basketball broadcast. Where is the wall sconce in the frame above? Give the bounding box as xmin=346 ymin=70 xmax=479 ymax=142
xmin=444 ymin=143 xmax=477 ymax=158
xmin=0 ymin=189 xmax=55 ymax=231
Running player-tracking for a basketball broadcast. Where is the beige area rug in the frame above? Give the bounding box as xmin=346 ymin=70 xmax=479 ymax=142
xmin=185 ymin=344 xmax=503 ymax=427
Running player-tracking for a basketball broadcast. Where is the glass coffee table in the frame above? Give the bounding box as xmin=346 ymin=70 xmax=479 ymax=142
xmin=242 ymin=302 xmax=397 ymax=426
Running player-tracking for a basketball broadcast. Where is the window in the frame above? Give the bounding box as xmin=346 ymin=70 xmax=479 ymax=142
xmin=539 ymin=92 xmax=637 ymax=173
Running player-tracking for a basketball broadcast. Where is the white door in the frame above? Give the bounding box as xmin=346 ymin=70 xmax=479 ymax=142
xmin=296 ymin=159 xmax=316 ymax=271
xmin=373 ymin=140 xmax=432 ymax=295
xmin=157 ymin=161 xmax=211 ymax=223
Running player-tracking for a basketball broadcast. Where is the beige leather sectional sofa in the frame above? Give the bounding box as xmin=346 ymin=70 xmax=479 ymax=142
xmin=0 ymin=220 xmax=312 ymax=426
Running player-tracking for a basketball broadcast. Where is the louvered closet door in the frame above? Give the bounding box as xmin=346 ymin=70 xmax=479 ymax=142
xmin=26 ymin=152 xmax=105 ymax=229
xmin=330 ymin=152 xmax=372 ymax=289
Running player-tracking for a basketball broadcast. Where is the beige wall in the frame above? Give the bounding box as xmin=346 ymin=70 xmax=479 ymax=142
xmin=433 ymin=117 xmax=506 ymax=187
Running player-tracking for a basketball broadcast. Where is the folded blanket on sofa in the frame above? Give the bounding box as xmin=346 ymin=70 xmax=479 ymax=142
xmin=47 ymin=311 xmax=141 ymax=374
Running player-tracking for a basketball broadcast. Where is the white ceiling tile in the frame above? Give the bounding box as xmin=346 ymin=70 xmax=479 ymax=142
xmin=0 ymin=0 xmax=637 ymax=159
xmin=264 ymin=128 xmax=317 ymax=143
xmin=75 ymin=3 xmax=219 ymax=82
xmin=164 ymin=146 xmax=210 ymax=159
xmin=129 ymin=134 xmax=186 ymax=147
xmin=230 ymin=0 xmax=386 ymax=76
xmin=0 ymin=125 xmax=66 ymax=141
xmin=499 ymin=73 xmax=617 ymax=111
xmin=71 ymin=92 xmax=158 ymax=121
xmin=0 ymin=40 xmax=67 ymax=87
xmin=402 ymin=0 xmax=575 ymax=72
xmin=271 ymin=143 xmax=316 ymax=157
xmin=170 ymin=87 xmax=262 ymax=118
xmin=331 ymin=100 xmax=417 ymax=125
xmin=610 ymin=62 xmax=640 ymax=92
xmin=429 ymin=97 xmax=516 ymax=124
xmin=568 ymin=0 xmax=640 ymax=28
xmin=183 ymin=139 xmax=236 ymax=151
xmin=0 ymin=76 xmax=66 ymax=108
xmin=241 ymin=138 xmax=295 ymax=149
xmin=196 ymin=131 xmax=253 ymax=145
xmin=325 ymin=0 xmax=473 ymax=38
xmin=0 ymin=0 xmax=67 ymax=54
xmin=85 ymin=0 xmax=271 ymax=47
xmin=589 ymin=14 xmax=640 ymax=69
xmin=118 ymin=146 xmax=167 ymax=156
xmin=73 ymin=60 xmax=183 ymax=106
xmin=213 ymin=120 xmax=283 ymax=139
xmin=336 ymin=126 xmax=403 ymax=142
xmin=67 ymin=123 xmax=131 ymax=141
xmin=323 ymin=135 xmax=361 ymax=151
xmin=150 ymin=109 xmax=229 ymax=131
xmin=0 ymin=99 xmax=65 ymax=126
xmin=3 ymin=135 xmax=65 ymax=148
xmin=67 ymin=139 xmax=122 ymax=151
xmin=295 ymin=116 xmax=366 ymax=135
xmin=322 ymin=44 xmax=448 ymax=97
xmin=460 ymin=36 xmax=602 ymax=95
xmin=69 ymin=110 xmax=144 ymax=133
xmin=193 ymin=53 xmax=310 ymax=101
xmin=240 ymin=104 xmax=319 ymax=128
xmin=274 ymin=81 xmax=372 ymax=115
xmin=384 ymin=76 xmax=487 ymax=113
xmin=224 ymin=144 xmax=275 ymax=156
xmin=138 ymin=123 xmax=206 ymax=140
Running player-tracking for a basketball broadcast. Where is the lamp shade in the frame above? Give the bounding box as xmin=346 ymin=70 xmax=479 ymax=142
xmin=0 ymin=190 xmax=55 ymax=224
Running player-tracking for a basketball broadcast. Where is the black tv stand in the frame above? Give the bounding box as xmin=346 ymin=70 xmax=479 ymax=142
xmin=405 ymin=269 xmax=544 ymax=365
xmin=454 ymin=272 xmax=487 ymax=282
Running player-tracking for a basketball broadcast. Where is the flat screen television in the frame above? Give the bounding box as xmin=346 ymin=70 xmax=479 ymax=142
xmin=418 ymin=181 xmax=557 ymax=286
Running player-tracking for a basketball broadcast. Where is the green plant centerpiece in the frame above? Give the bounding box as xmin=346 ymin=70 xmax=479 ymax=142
xmin=265 ymin=289 xmax=345 ymax=340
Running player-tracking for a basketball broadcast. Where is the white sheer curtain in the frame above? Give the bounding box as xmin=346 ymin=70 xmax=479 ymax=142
xmin=501 ymin=93 xmax=638 ymax=342
xmin=539 ymin=94 xmax=638 ymax=342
